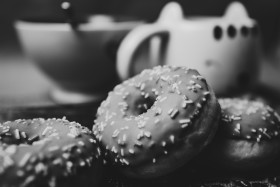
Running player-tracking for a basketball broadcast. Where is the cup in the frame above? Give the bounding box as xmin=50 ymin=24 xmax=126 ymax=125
xmin=117 ymin=2 xmax=261 ymax=96
xmin=15 ymin=14 xmax=143 ymax=103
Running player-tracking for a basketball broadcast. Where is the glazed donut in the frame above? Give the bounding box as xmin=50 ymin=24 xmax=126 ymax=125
xmin=0 ymin=118 xmax=103 ymax=187
xmin=206 ymin=98 xmax=280 ymax=171
xmin=93 ymin=65 xmax=221 ymax=178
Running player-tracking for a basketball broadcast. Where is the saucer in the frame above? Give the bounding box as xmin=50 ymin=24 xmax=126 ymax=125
xmin=50 ymin=87 xmax=107 ymax=104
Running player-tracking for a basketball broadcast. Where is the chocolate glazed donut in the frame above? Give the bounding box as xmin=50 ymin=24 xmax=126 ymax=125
xmin=0 ymin=118 xmax=103 ymax=187
xmin=206 ymin=98 xmax=280 ymax=172
xmin=93 ymin=65 xmax=221 ymax=178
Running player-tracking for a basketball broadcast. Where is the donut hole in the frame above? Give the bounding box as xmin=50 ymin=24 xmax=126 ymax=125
xmin=131 ymin=96 xmax=156 ymax=116
xmin=125 ymin=92 xmax=157 ymax=116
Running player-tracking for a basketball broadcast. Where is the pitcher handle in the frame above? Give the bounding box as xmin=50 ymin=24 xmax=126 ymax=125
xmin=117 ymin=25 xmax=169 ymax=80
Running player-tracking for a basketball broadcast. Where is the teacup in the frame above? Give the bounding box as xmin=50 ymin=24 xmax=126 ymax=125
xmin=15 ymin=15 xmax=143 ymax=103
xmin=117 ymin=2 xmax=261 ymax=96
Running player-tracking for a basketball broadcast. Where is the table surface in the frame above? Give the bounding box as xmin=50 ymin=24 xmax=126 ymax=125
xmin=0 ymin=53 xmax=56 ymax=107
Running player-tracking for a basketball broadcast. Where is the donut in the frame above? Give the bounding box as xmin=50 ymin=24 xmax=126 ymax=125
xmin=0 ymin=118 xmax=103 ymax=187
xmin=93 ymin=65 xmax=221 ymax=178
xmin=205 ymin=98 xmax=280 ymax=171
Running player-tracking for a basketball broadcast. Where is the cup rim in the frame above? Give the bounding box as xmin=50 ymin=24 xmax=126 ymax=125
xmin=14 ymin=14 xmax=144 ymax=31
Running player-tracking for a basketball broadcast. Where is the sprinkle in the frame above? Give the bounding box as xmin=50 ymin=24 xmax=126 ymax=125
xmin=122 ymin=134 xmax=127 ymax=142
xmin=189 ymin=80 xmax=195 ymax=85
xmin=62 ymin=144 xmax=76 ymax=152
xmin=153 ymin=158 xmax=156 ymax=163
xmin=161 ymin=141 xmax=166 ymax=147
xmin=144 ymin=93 xmax=149 ymax=99
xmin=137 ymin=131 xmax=144 ymax=140
xmin=159 ymin=96 xmax=167 ymax=102
xmin=48 ymin=146 xmax=59 ymax=152
xmin=62 ymin=153 xmax=71 ymax=159
xmin=134 ymin=141 xmax=143 ymax=148
xmin=203 ymin=91 xmax=210 ymax=96
xmin=16 ymin=170 xmax=25 ymax=177
xmin=19 ymin=153 xmax=32 ymax=167
xmin=169 ymin=135 xmax=175 ymax=143
xmin=77 ymin=160 xmax=85 ymax=167
xmin=67 ymin=133 xmax=76 ymax=138
xmin=14 ymin=129 xmax=20 ymax=140
xmin=129 ymin=149 xmax=135 ymax=154
xmin=111 ymin=146 xmax=118 ymax=153
xmin=144 ymin=131 xmax=152 ymax=138
xmin=120 ymin=149 xmax=125 ymax=156
xmin=42 ymin=126 xmax=52 ymax=136
xmin=112 ymin=129 xmax=120 ymax=138
xmin=23 ymin=176 xmax=35 ymax=186
xmin=140 ymin=83 xmax=145 ymax=91
xmin=195 ymin=84 xmax=202 ymax=89
xmin=21 ymin=132 xmax=27 ymax=139
xmin=34 ymin=163 xmax=46 ymax=174
xmin=122 ymin=159 xmax=130 ymax=165
xmin=182 ymin=101 xmax=189 ymax=109
xmin=28 ymin=135 xmax=39 ymax=143
xmin=69 ymin=127 xmax=81 ymax=138
xmin=169 ymin=109 xmax=179 ymax=119
xmin=154 ymin=118 xmax=160 ymax=124
xmin=232 ymin=116 xmax=242 ymax=121
xmin=263 ymin=131 xmax=272 ymax=139
xmin=236 ymin=123 xmax=241 ymax=131
xmin=251 ymin=129 xmax=257 ymax=133
xmin=89 ymin=138 xmax=96 ymax=143
xmin=155 ymin=108 xmax=162 ymax=116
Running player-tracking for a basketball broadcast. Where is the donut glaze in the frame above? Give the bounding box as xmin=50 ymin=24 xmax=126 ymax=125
xmin=208 ymin=98 xmax=280 ymax=171
xmin=0 ymin=118 xmax=103 ymax=187
xmin=93 ymin=65 xmax=220 ymax=178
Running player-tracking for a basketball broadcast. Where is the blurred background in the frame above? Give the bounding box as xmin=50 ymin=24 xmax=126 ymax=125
xmin=0 ymin=0 xmax=280 ymax=106
xmin=1 ymin=0 xmax=279 ymax=60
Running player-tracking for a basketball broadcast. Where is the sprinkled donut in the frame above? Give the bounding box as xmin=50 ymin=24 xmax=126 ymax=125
xmin=206 ymin=98 xmax=280 ymax=171
xmin=0 ymin=118 xmax=103 ymax=187
xmin=93 ymin=65 xmax=221 ymax=178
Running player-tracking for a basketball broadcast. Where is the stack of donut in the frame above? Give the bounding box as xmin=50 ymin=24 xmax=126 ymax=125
xmin=1 ymin=65 xmax=280 ymax=187
xmin=93 ymin=65 xmax=280 ymax=185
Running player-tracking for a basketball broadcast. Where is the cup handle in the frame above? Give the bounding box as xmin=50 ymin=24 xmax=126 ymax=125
xmin=117 ymin=25 xmax=169 ymax=80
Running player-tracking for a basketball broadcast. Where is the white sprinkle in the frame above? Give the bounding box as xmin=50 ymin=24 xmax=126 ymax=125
xmin=112 ymin=129 xmax=120 ymax=138
xmin=42 ymin=126 xmax=52 ymax=136
xmin=169 ymin=135 xmax=175 ymax=143
xmin=121 ymin=149 xmax=125 ymax=156
xmin=48 ymin=146 xmax=59 ymax=152
xmin=19 ymin=153 xmax=32 ymax=167
xmin=159 ymin=96 xmax=167 ymax=102
xmin=129 ymin=149 xmax=135 ymax=154
xmin=78 ymin=141 xmax=85 ymax=146
xmin=89 ymin=138 xmax=96 ymax=143
xmin=154 ymin=118 xmax=160 ymax=124
xmin=14 ymin=129 xmax=20 ymax=140
xmin=122 ymin=159 xmax=130 ymax=165
xmin=203 ymin=91 xmax=210 ymax=96
xmin=195 ymin=84 xmax=202 ymax=89
xmin=21 ymin=132 xmax=27 ymax=139
xmin=144 ymin=131 xmax=151 ymax=138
